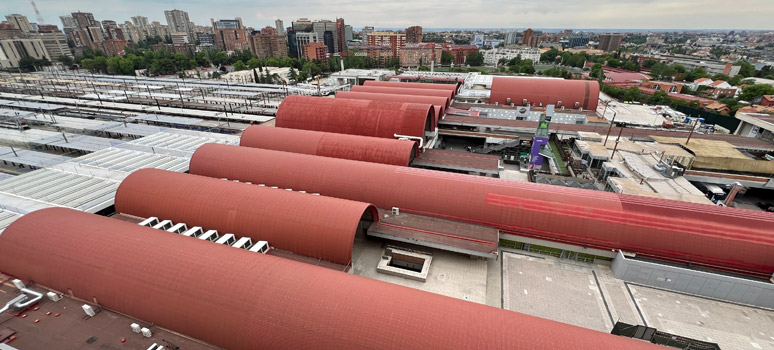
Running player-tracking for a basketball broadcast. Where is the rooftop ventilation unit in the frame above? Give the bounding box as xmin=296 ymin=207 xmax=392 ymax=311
xmin=131 ymin=323 xmax=142 ymax=333
xmin=138 ymin=217 xmax=159 ymax=227
xmin=152 ymin=220 xmax=173 ymax=230
xmin=249 ymin=241 xmax=270 ymax=254
xmin=232 ymin=237 xmax=253 ymax=250
xmin=198 ymin=230 xmax=219 ymax=241
xmin=46 ymin=292 xmax=62 ymax=302
xmin=523 ymin=99 xmax=528 ymax=106
xmin=556 ymin=101 xmax=562 ymax=108
xmin=166 ymin=223 xmax=188 ymax=234
xmin=82 ymin=304 xmax=96 ymax=317
xmin=215 ymin=233 xmax=236 ymax=245
xmin=574 ymin=102 xmax=580 ymax=109
xmin=182 ymin=226 xmax=203 ymax=238
xmin=392 ymin=207 xmax=400 ymax=215
xmin=146 ymin=344 xmax=158 ymax=350
xmin=12 ymin=279 xmax=25 ymax=290
xmin=141 ymin=327 xmax=152 ymax=338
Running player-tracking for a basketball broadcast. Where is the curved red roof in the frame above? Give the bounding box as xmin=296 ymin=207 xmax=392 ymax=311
xmin=240 ymin=126 xmax=416 ymax=166
xmin=350 ymin=85 xmax=452 ymax=108
xmin=0 ymin=207 xmax=660 ymax=350
xmin=489 ymin=77 xmax=600 ymax=110
xmin=190 ymin=144 xmax=774 ymax=277
xmin=115 ymin=168 xmax=377 ymax=265
xmin=276 ymin=95 xmax=434 ymax=140
xmin=336 ymin=91 xmax=447 ymax=129
xmin=364 ymin=80 xmax=458 ymax=98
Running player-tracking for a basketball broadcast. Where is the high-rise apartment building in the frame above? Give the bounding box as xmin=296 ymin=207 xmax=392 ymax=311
xmin=249 ymin=27 xmax=288 ymax=59
xmin=69 ymin=12 xmax=103 ymax=49
xmin=211 ymin=18 xmax=249 ymax=52
xmin=598 ymin=33 xmax=623 ymax=51
xmin=405 ymin=26 xmax=422 ymax=43
xmin=34 ymin=25 xmax=73 ymax=59
xmin=361 ymin=26 xmax=374 ymax=41
xmin=304 ymin=42 xmax=328 ymax=64
xmin=5 ymin=14 xmax=34 ymax=35
xmin=102 ymin=20 xmax=124 ymax=40
xmin=522 ymin=28 xmax=534 ymax=46
xmin=60 ymin=15 xmax=77 ymax=30
xmin=366 ymin=31 xmax=406 ymax=58
xmin=164 ymin=9 xmax=194 ymax=42
xmin=0 ymin=37 xmax=50 ymax=68
xmin=504 ymin=31 xmax=518 ymax=46
xmin=344 ymin=25 xmax=353 ymax=42
xmin=275 ymin=19 xmax=285 ymax=34
xmin=336 ymin=18 xmax=346 ymax=53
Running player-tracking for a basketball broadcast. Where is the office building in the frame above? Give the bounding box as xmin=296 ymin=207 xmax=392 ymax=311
xmin=312 ymin=20 xmax=338 ymax=53
xmin=249 ymin=27 xmax=288 ymax=59
xmin=211 ymin=18 xmax=249 ymax=52
xmin=295 ymin=32 xmax=318 ymax=58
xmin=443 ymin=44 xmax=479 ymax=65
xmin=344 ymin=25 xmax=353 ymax=42
xmin=405 ymin=26 xmax=423 ymax=44
xmin=366 ymin=31 xmax=406 ymax=58
xmin=568 ymin=34 xmax=590 ymax=49
xmin=165 ymin=9 xmax=194 ymax=43
xmin=5 ymin=14 xmax=34 ymax=35
xmin=598 ymin=33 xmax=623 ymax=51
xmin=292 ymin=18 xmax=313 ymax=32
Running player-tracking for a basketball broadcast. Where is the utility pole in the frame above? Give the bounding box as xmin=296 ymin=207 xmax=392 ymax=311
xmin=611 ymin=123 xmax=625 ymax=159
xmin=604 ymin=112 xmax=617 ymax=146
xmin=317 ymin=75 xmax=321 ymax=97
xmin=686 ymin=117 xmax=699 ymax=145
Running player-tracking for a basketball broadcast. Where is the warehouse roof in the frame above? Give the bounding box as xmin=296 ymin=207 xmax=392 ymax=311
xmin=489 ymin=77 xmax=600 ymax=110
xmin=364 ymin=80 xmax=458 ymax=98
xmin=335 ymin=91 xmax=448 ymax=130
xmin=240 ymin=126 xmax=416 ymax=166
xmin=276 ymin=95 xmax=433 ymax=141
xmin=190 ymin=144 xmax=774 ymax=278
xmin=115 ymin=169 xmax=377 ymax=264
xmin=0 ymin=207 xmax=661 ymax=350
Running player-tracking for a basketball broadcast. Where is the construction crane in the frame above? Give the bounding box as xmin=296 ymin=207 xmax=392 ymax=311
xmin=30 ymin=1 xmax=45 ymax=24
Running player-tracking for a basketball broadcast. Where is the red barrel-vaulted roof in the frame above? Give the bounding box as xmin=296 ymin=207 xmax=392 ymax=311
xmin=114 ymin=168 xmax=377 ymax=265
xmin=240 ymin=126 xmax=416 ymax=166
xmin=364 ymin=80 xmax=459 ymax=98
xmin=336 ymin=91 xmax=447 ymax=129
xmin=190 ymin=144 xmax=774 ymax=277
xmin=489 ymin=77 xmax=600 ymax=110
xmin=350 ymin=85 xmax=452 ymax=108
xmin=276 ymin=95 xmax=433 ymax=140
xmin=0 ymin=208 xmax=661 ymax=350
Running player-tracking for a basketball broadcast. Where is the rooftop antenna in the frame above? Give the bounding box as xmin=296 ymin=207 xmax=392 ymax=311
xmin=30 ymin=1 xmax=44 ymax=24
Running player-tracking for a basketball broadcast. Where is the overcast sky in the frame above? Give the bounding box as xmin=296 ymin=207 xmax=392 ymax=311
xmin=3 ymin=0 xmax=773 ymax=30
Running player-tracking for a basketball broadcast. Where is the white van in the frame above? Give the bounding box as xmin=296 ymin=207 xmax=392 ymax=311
xmin=198 ymin=230 xmax=219 ymax=241
xmin=249 ymin=241 xmax=270 ymax=254
xmin=215 ymin=233 xmax=236 ymax=245
xmin=232 ymin=237 xmax=252 ymax=250
xmin=181 ymin=227 xmax=203 ymax=238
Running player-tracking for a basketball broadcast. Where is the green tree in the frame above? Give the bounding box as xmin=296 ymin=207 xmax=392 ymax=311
xmin=233 ymin=60 xmax=247 ymax=71
xmin=735 ymin=61 xmax=755 ymax=78
xmin=739 ymin=84 xmax=774 ymax=102
xmin=624 ymin=86 xmax=642 ymax=102
xmin=685 ymin=67 xmax=709 ymax=82
xmin=465 ymin=51 xmax=484 ymax=66
xmin=57 ymin=55 xmax=74 ymax=67
xmin=590 ymin=63 xmax=605 ymax=81
xmin=642 ymin=59 xmax=658 ymax=68
xmin=247 ymin=58 xmax=261 ymax=69
xmin=441 ymin=50 xmax=453 ymax=65
xmin=647 ymin=90 xmax=670 ymax=105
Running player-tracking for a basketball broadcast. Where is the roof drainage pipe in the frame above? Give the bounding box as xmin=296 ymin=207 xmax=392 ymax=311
xmin=0 ymin=287 xmax=43 ymax=313
xmin=395 ymin=134 xmax=424 ymax=149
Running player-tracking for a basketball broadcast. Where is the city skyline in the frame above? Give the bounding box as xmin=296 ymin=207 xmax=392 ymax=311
xmin=2 ymin=0 xmax=774 ymax=31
